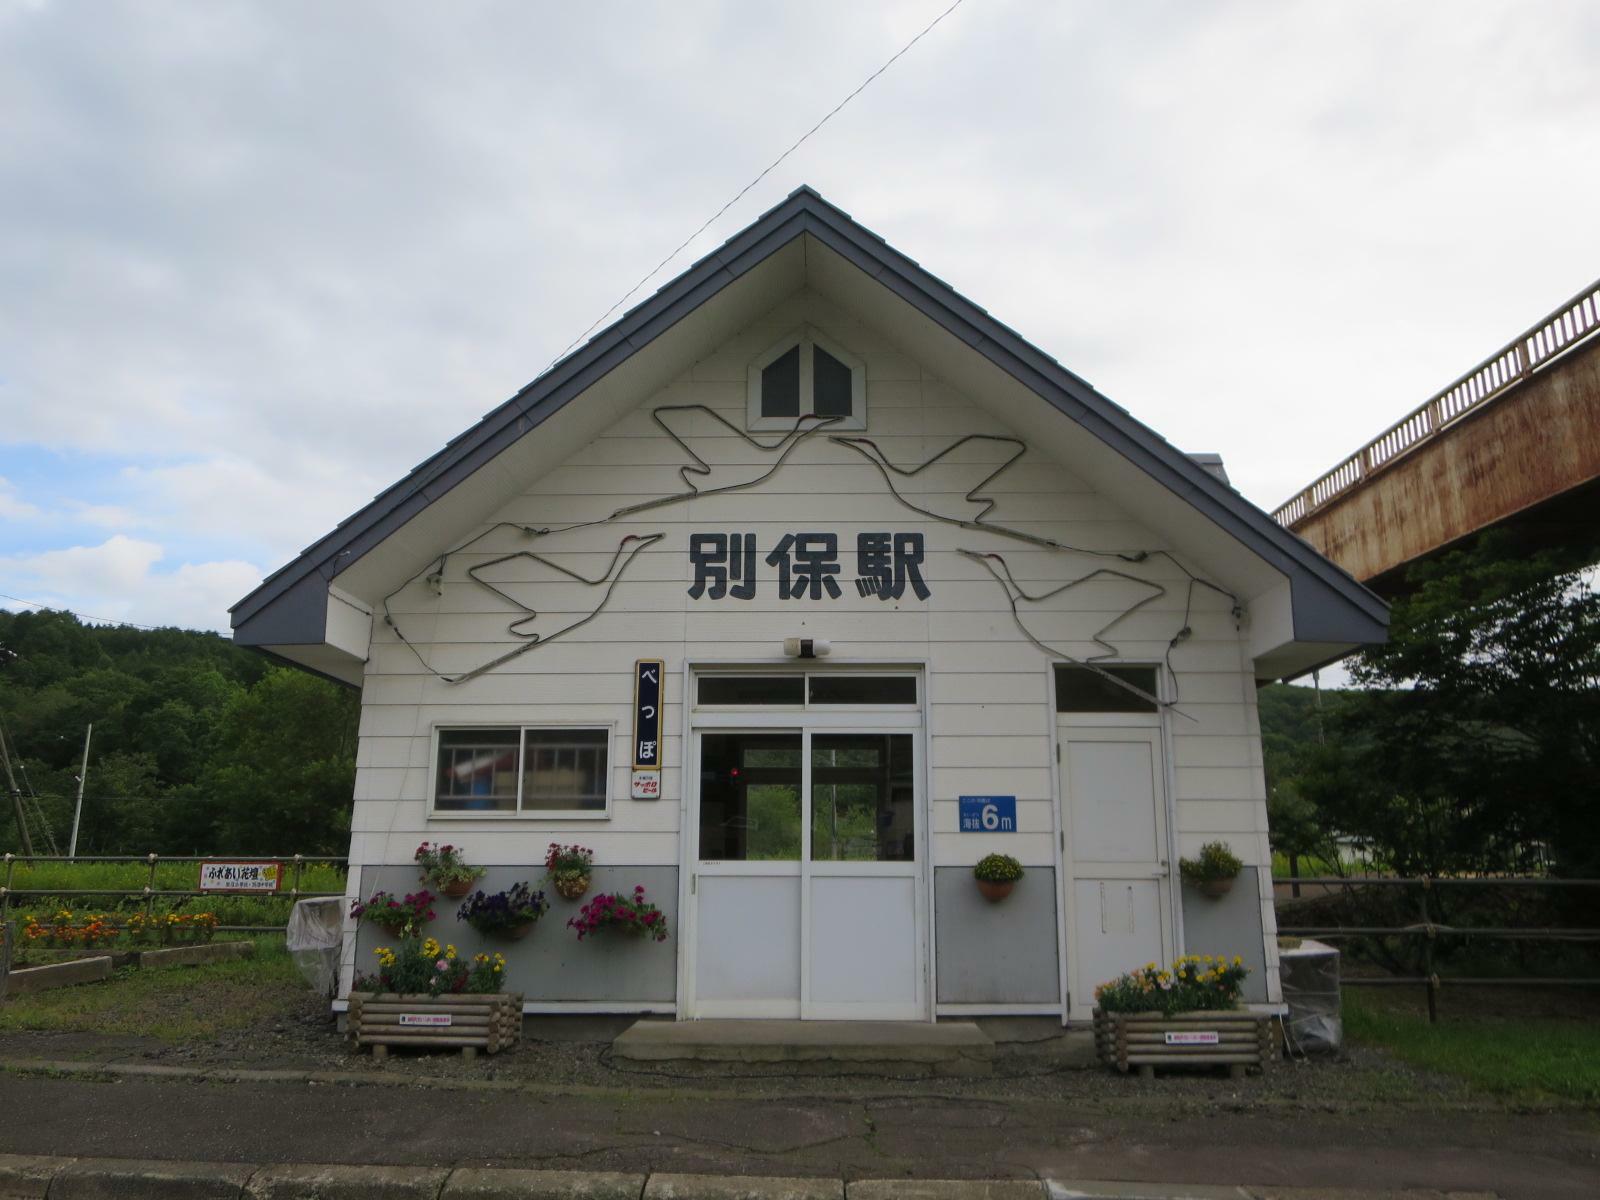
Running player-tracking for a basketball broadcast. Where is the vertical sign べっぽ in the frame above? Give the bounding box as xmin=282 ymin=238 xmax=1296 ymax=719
xmin=631 ymin=659 xmax=664 ymax=800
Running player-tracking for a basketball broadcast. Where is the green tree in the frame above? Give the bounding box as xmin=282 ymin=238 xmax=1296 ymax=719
xmin=203 ymin=668 xmax=359 ymax=854
xmin=1299 ymin=531 xmax=1599 ymax=876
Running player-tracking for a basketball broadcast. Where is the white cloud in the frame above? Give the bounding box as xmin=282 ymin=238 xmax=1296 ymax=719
xmin=2 ymin=535 xmax=261 ymax=632
xmin=0 ymin=0 xmax=1597 ymax=629
xmin=0 ymin=477 xmax=39 ymax=520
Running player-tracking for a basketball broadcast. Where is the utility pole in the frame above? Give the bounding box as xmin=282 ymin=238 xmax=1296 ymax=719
xmin=68 ymin=723 xmax=92 ymax=858
xmin=0 ymin=722 xmax=33 ymax=857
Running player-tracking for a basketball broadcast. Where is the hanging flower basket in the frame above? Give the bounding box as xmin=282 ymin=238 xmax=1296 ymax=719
xmin=552 ymin=874 xmax=590 ymax=901
xmin=973 ymin=853 xmax=1024 ymax=903
xmin=546 ymin=843 xmax=594 ymax=901
xmin=1179 ymin=841 xmax=1243 ymax=900
xmin=414 ymin=842 xmax=485 ymax=898
xmin=568 ymin=886 xmax=669 ymax=942
xmin=457 ymin=883 xmax=549 ymax=940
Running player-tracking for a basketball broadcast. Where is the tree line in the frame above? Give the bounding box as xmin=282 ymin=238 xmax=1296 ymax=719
xmin=1264 ymin=530 xmax=1600 ymax=880
xmin=3 ymin=527 xmax=1595 ymax=874
xmin=0 ymin=608 xmax=357 ymax=856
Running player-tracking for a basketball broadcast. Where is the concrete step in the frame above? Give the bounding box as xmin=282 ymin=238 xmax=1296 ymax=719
xmin=612 ymin=1019 xmax=995 ymax=1075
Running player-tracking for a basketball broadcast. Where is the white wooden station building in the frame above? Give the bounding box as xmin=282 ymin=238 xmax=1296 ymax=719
xmin=232 ymin=188 xmax=1386 ymax=1022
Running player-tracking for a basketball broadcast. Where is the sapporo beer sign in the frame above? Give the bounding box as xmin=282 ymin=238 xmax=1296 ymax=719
xmin=199 ymin=860 xmax=282 ymax=893
xmin=631 ymin=659 xmax=664 ymax=801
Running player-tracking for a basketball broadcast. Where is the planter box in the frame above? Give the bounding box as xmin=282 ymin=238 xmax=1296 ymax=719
xmin=1093 ymin=1008 xmax=1271 ymax=1078
xmin=347 ymin=992 xmax=522 ymax=1061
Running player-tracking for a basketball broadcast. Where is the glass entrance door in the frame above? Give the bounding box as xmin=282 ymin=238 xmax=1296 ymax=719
xmin=688 ymin=728 xmax=923 ymax=1019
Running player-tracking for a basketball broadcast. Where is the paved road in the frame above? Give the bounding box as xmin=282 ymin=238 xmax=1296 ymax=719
xmin=0 ymin=1071 xmax=1594 ymax=1200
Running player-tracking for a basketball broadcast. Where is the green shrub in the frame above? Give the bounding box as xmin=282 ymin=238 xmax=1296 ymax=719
xmin=1179 ymin=841 xmax=1242 ymax=886
xmin=973 ymin=853 xmax=1024 ymax=884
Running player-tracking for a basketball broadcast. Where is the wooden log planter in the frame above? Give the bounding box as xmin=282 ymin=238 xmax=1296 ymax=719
xmin=347 ymin=992 xmax=523 ymax=1061
xmin=1093 ymin=1008 xmax=1271 ymax=1079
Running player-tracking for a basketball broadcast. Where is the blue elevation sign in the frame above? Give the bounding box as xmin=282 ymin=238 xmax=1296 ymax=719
xmin=958 ymin=795 xmax=1017 ymax=833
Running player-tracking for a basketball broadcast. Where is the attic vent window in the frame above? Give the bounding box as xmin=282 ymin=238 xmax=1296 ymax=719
xmin=747 ymin=328 xmax=866 ymax=431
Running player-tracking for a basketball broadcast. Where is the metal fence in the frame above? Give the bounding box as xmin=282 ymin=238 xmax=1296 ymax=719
xmin=1276 ymin=875 xmax=1600 ymax=1021
xmin=0 ymin=852 xmax=348 ymax=935
xmin=1271 ymin=278 xmax=1600 ymax=527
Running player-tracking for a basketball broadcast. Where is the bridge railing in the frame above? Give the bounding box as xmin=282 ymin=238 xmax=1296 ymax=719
xmin=1272 ymin=279 xmax=1600 ymax=527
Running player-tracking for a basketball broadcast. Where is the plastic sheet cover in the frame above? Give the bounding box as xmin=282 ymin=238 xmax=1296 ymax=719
xmin=286 ymin=897 xmax=343 ymax=997
xmin=1280 ymin=938 xmax=1342 ymax=1054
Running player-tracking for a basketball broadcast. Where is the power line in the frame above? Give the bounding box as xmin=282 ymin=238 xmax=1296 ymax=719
xmin=0 ymin=592 xmax=166 ymax=631
xmin=541 ymin=0 xmax=970 ymax=373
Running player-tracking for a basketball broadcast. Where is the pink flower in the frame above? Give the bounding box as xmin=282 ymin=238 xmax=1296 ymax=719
xmin=436 ymin=959 xmax=448 ymax=971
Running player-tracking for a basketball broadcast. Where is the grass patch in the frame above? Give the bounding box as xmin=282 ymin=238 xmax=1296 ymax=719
xmin=0 ymin=939 xmax=305 ymax=1042
xmin=1 ymin=859 xmax=346 ymax=928
xmin=1345 ymin=989 xmax=1600 ymax=1105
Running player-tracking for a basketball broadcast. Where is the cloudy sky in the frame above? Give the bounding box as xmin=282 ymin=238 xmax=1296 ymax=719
xmin=3 ymin=0 xmax=1598 ymax=634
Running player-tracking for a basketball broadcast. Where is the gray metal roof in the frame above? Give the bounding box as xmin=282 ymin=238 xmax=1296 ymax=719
xmin=231 ymin=185 xmax=1387 ymax=653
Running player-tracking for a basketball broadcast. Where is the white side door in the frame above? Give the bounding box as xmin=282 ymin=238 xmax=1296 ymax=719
xmin=1059 ymin=723 xmax=1174 ymax=1019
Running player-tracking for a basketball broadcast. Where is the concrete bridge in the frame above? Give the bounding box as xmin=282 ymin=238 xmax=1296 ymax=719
xmin=1274 ymin=280 xmax=1600 ymax=592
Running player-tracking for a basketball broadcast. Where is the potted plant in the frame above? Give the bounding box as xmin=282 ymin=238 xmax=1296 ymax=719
xmin=1092 ymin=954 xmax=1267 ymax=1078
xmin=415 ymin=842 xmax=486 ymax=898
xmin=348 ymin=936 xmax=520 ymax=1060
xmin=457 ymin=882 xmax=549 ymax=941
xmin=973 ymin=853 xmax=1024 ymax=902
xmin=545 ymin=842 xmax=595 ymax=901
xmin=568 ymin=885 xmax=669 ymax=942
xmin=350 ymin=889 xmax=437 ymax=938
xmin=1179 ymin=841 xmax=1243 ymax=898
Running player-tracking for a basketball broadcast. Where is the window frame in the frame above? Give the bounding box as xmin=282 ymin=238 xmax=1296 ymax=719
xmin=1052 ymin=663 xmax=1163 ymax=715
xmin=427 ymin=722 xmax=615 ymax=821
xmin=695 ymin=670 xmax=920 ymax=712
xmin=746 ymin=326 xmax=867 ymax=432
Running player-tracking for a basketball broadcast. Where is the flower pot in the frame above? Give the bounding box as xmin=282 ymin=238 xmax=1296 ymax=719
xmin=1197 ymin=878 xmax=1234 ymax=899
xmin=976 ymin=879 xmax=1015 ymax=903
xmin=499 ymin=921 xmax=537 ymax=941
xmin=348 ymin=991 xmax=523 ymax=1060
xmin=440 ymin=879 xmax=474 ymax=899
xmin=1093 ymin=1007 xmax=1269 ymax=1078
xmin=553 ymin=874 xmax=590 ymax=901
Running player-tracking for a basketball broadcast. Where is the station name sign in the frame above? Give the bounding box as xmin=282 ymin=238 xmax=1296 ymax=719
xmin=198 ymin=861 xmax=282 ymax=893
xmin=689 ymin=532 xmax=930 ymax=601
xmin=631 ymin=659 xmax=664 ymax=801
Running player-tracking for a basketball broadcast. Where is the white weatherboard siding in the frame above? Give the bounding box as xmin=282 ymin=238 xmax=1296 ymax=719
xmin=344 ymin=291 xmax=1276 ymax=1002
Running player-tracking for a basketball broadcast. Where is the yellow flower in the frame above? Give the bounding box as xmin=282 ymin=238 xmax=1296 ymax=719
xmin=422 ymin=937 xmax=440 ymax=958
xmin=1232 ymin=955 xmax=1243 ymax=966
xmin=445 ymin=944 xmax=457 ymax=960
xmin=493 ymin=964 xmax=502 ymax=973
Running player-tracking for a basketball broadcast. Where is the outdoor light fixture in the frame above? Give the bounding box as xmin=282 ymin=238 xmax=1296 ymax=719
xmin=782 ymin=637 xmax=831 ymax=659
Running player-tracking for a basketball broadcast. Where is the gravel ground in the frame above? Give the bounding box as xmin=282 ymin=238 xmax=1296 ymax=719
xmin=0 ymin=985 xmax=1500 ymax=1115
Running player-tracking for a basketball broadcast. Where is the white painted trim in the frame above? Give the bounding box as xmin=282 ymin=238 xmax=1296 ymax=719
xmin=935 ymin=1003 xmax=1065 ymax=1017
xmin=1046 ymin=662 xmax=1071 ymax=1024
xmin=692 ymin=709 xmax=922 ymax=729
xmin=425 ymin=720 xmax=617 ymax=821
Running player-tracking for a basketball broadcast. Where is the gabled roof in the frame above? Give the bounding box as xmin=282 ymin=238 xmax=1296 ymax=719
xmin=231 ymin=186 xmax=1387 ymax=679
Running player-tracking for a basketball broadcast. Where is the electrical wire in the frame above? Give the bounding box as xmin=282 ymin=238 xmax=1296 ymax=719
xmin=538 ymin=0 xmax=971 ymax=374
xmin=0 ymin=592 xmax=166 ymax=632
